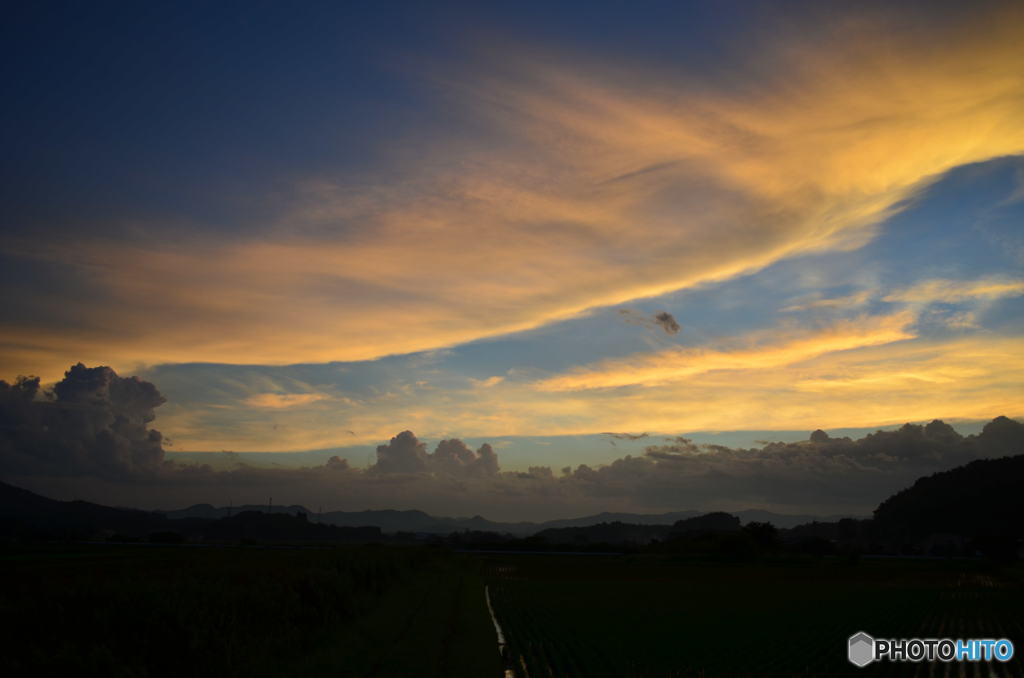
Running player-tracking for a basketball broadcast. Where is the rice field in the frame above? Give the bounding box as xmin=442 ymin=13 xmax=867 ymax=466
xmin=484 ymin=555 xmax=1024 ymax=677
xmin=4 ymin=544 xmax=1020 ymax=677
xmin=0 ymin=544 xmax=502 ymax=678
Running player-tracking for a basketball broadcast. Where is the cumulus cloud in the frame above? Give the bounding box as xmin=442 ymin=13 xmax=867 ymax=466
xmin=607 ymin=420 xmax=1013 ymax=509
xmin=372 ymin=430 xmax=429 ymax=474
xmin=371 ymin=431 xmax=500 ymax=477
xmin=0 ymin=363 xmax=166 ymax=478
xmin=325 ymin=455 xmax=350 ymax=471
xmin=3 ymin=363 xmax=1022 ymax=519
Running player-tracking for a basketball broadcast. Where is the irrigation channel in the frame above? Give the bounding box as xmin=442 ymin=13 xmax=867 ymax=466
xmin=485 ymin=585 xmax=518 ymax=678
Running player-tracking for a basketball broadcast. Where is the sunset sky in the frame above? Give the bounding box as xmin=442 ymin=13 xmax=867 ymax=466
xmin=1 ymin=1 xmax=1023 ymax=516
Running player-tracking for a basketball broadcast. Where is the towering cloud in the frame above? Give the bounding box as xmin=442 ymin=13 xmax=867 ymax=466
xmin=0 ymin=363 xmax=166 ymax=477
xmin=372 ymin=431 xmax=429 ymax=474
xmin=372 ymin=431 xmax=500 ymax=476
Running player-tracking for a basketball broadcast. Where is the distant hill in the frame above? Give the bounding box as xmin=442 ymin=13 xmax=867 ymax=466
xmin=161 ymin=503 xmax=314 ymax=520
xmin=6 ymin=445 xmax=1023 ymax=550
xmin=536 ymin=522 xmax=673 ymax=546
xmin=0 ymin=480 xmax=167 ymax=538
xmin=671 ymin=512 xmax=742 ymax=534
xmin=320 ymin=509 xmax=536 ymax=535
xmin=2 ymin=478 xmax=864 ymax=541
xmin=536 ymin=512 xmax=745 ymax=547
xmin=171 ymin=511 xmax=382 ymax=543
xmin=158 ymin=505 xmax=856 ymax=535
xmin=873 ymin=454 xmax=1024 ymax=541
xmin=0 ymin=483 xmax=381 ymax=543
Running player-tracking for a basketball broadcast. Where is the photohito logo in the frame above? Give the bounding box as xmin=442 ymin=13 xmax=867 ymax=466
xmin=848 ymin=632 xmax=1014 ymax=667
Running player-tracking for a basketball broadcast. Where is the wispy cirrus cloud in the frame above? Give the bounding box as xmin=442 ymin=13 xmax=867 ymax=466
xmin=244 ymin=392 xmax=331 ymax=409
xmin=2 ymin=4 xmax=1023 ymax=381
xmin=534 ymin=312 xmax=916 ymax=392
xmin=782 ymin=290 xmax=873 ymax=313
xmin=882 ymin=276 xmax=1024 ymax=305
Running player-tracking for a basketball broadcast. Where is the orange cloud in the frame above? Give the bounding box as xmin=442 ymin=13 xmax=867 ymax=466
xmin=535 ymin=313 xmax=916 ymax=391
xmin=782 ymin=290 xmax=873 ymax=312
xmin=882 ymin=277 xmax=1024 ymax=305
xmin=149 ymin=330 xmax=1024 ymax=454
xmin=244 ymin=393 xmax=330 ymax=409
xmin=2 ymin=4 xmax=1022 ymax=380
xmin=516 ymin=335 xmax=1024 ymax=438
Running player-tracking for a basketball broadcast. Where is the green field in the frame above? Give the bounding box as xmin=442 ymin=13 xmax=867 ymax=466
xmin=0 ymin=544 xmax=502 ymax=678
xmin=484 ymin=555 xmax=1024 ymax=677
xmin=3 ymin=545 xmax=1022 ymax=677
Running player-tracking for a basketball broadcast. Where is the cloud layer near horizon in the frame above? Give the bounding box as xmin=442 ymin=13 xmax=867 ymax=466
xmin=2 ymin=4 xmax=1023 ymax=381
xmin=2 ymin=363 xmax=1023 ymax=520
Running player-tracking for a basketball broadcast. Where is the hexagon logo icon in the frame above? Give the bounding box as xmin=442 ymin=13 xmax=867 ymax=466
xmin=848 ymin=632 xmax=875 ymax=667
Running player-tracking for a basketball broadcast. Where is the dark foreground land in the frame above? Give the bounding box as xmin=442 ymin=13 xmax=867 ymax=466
xmin=485 ymin=554 xmax=1024 ymax=677
xmin=2 ymin=545 xmax=1022 ymax=677
xmin=0 ymin=544 xmax=501 ymax=678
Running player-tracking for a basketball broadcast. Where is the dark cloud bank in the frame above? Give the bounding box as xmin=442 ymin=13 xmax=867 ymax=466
xmin=2 ymin=364 xmax=1021 ymax=521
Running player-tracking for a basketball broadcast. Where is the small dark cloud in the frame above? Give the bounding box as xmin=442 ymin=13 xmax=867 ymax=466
xmin=618 ymin=309 xmax=681 ymax=335
xmin=601 ymin=431 xmax=649 ymax=447
xmin=602 ymin=432 xmax=649 ymax=441
xmin=653 ymin=312 xmax=680 ymax=334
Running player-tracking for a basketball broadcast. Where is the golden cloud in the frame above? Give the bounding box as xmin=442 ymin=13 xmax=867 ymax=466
xmin=2 ymin=4 xmax=1023 ymax=380
xmin=519 ymin=335 xmax=1024 ymax=438
xmin=153 ymin=319 xmax=1021 ymax=454
xmin=244 ymin=393 xmax=330 ymax=409
xmin=534 ymin=313 xmax=917 ymax=391
xmin=782 ymin=290 xmax=874 ymax=313
xmin=882 ymin=276 xmax=1024 ymax=305
xmin=163 ymin=333 xmax=1024 ymax=454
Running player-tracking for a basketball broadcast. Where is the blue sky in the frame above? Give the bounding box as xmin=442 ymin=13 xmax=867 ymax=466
xmin=2 ymin=0 xmax=1023 ymax=477
xmin=143 ymin=154 xmax=1023 ymax=469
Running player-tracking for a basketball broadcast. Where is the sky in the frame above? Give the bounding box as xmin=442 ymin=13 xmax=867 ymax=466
xmin=1 ymin=0 xmax=1022 ymax=519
